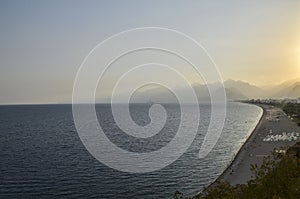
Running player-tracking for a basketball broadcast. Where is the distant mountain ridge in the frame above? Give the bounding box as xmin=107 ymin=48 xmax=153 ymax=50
xmin=98 ymin=78 xmax=300 ymax=103
xmin=270 ymin=79 xmax=300 ymax=99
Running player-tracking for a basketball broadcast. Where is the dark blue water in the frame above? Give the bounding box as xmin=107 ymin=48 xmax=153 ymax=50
xmin=0 ymin=103 xmax=262 ymax=198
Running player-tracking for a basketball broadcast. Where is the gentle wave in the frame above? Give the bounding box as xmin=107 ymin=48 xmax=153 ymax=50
xmin=0 ymin=102 xmax=262 ymax=198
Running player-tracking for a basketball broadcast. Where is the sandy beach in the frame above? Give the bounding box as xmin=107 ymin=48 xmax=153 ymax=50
xmin=214 ymin=103 xmax=300 ymax=185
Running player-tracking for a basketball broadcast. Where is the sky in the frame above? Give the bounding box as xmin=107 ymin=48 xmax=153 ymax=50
xmin=0 ymin=0 xmax=300 ymax=104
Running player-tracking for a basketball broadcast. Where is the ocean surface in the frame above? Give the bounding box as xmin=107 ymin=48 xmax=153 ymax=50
xmin=0 ymin=102 xmax=262 ymax=199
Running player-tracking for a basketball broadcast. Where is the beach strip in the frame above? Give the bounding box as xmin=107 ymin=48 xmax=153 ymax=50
xmin=210 ymin=103 xmax=300 ymax=186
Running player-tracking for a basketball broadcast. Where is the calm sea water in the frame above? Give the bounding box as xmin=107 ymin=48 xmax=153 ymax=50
xmin=0 ymin=102 xmax=262 ymax=199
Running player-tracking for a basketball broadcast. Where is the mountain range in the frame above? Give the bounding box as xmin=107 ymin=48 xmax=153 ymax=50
xmin=128 ymin=78 xmax=300 ymax=103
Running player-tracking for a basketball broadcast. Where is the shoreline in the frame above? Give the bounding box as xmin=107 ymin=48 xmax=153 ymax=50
xmin=204 ymin=102 xmax=300 ymax=190
xmin=204 ymin=103 xmax=266 ymax=189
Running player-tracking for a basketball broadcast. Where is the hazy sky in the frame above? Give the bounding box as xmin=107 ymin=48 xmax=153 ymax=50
xmin=0 ymin=0 xmax=300 ymax=104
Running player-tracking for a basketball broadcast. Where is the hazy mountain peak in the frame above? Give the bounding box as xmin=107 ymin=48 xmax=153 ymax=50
xmin=109 ymin=78 xmax=300 ymax=103
xmin=279 ymin=78 xmax=300 ymax=87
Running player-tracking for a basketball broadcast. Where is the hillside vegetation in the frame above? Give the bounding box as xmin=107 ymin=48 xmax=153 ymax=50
xmin=175 ymin=144 xmax=300 ymax=199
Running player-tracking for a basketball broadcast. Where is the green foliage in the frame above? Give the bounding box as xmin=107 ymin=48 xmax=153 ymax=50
xmin=281 ymin=103 xmax=300 ymax=125
xmin=198 ymin=182 xmax=237 ymax=199
xmin=281 ymin=103 xmax=300 ymax=117
xmin=175 ymin=146 xmax=300 ymax=199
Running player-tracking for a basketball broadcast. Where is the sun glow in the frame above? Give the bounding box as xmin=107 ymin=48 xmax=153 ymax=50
xmin=296 ymin=45 xmax=300 ymax=76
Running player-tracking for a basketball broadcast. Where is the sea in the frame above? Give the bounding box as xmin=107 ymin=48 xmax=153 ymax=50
xmin=0 ymin=102 xmax=262 ymax=199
